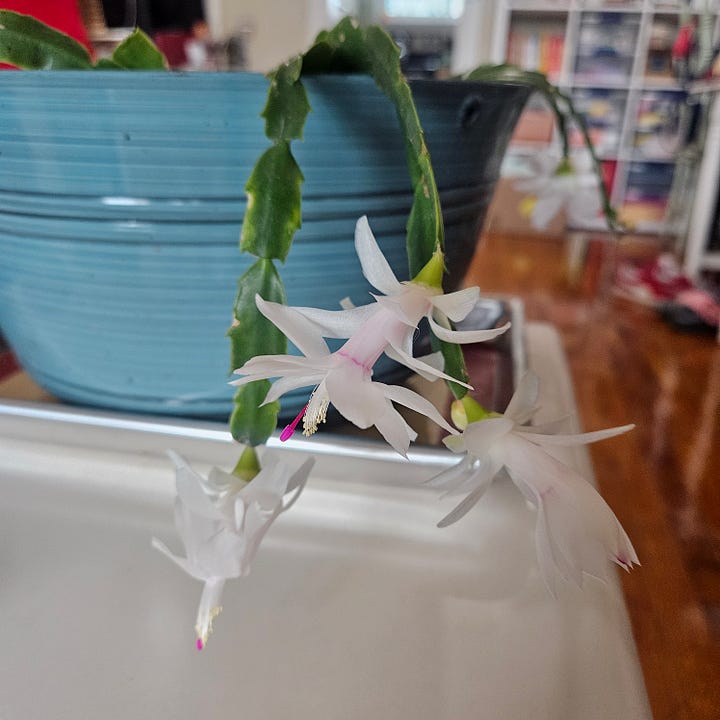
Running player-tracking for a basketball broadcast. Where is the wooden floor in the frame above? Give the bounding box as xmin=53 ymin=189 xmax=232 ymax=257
xmin=467 ymin=231 xmax=720 ymax=720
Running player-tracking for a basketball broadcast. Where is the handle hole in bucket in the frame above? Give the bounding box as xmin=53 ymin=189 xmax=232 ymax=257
xmin=459 ymin=95 xmax=483 ymax=129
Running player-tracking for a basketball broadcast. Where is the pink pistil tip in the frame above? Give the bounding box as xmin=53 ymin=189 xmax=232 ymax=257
xmin=196 ymin=638 xmax=204 ymax=651
xmin=280 ymin=404 xmax=308 ymax=442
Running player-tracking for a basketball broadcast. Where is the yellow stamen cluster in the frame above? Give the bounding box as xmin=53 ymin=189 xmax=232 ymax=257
xmin=303 ymin=388 xmax=330 ymax=436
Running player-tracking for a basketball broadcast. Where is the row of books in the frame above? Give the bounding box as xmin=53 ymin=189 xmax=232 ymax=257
xmin=506 ymin=29 xmax=564 ymax=77
xmin=568 ymin=89 xmax=686 ymax=161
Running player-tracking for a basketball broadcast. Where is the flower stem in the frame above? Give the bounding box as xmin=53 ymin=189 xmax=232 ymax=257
xmin=232 ymin=446 xmax=261 ymax=482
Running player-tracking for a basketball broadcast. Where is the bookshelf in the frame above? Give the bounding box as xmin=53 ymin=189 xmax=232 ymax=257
xmin=490 ymin=0 xmax=720 ymax=234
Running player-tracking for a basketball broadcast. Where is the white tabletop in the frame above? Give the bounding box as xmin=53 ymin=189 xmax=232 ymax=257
xmin=0 ymin=323 xmax=651 ymax=720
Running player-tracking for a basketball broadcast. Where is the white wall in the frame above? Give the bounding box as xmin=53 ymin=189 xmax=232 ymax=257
xmin=452 ymin=0 xmax=496 ymax=75
xmin=204 ymin=0 xmax=495 ymax=74
xmin=204 ymin=0 xmax=332 ymax=72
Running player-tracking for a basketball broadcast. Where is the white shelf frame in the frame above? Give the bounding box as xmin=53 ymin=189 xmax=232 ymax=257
xmin=491 ymin=0 xmax=720 ymax=235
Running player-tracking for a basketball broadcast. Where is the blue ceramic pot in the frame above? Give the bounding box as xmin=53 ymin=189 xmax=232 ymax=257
xmin=0 ymin=72 xmax=529 ymax=418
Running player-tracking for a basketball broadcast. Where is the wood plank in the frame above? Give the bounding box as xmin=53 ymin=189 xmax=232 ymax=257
xmin=467 ymin=231 xmax=720 ymax=720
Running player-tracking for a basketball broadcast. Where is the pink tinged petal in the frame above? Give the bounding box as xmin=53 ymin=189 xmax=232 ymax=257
xmin=428 ymin=314 xmax=511 ymax=344
xmin=373 ymin=401 xmax=417 ymax=457
xmin=430 ymin=286 xmax=480 ymax=322
xmin=354 ymin=215 xmax=404 ymax=296
xmin=324 ymin=366 xmax=386 ymax=429
xmin=502 ymin=433 xmax=638 ymax=586
xmin=380 ymin=382 xmax=457 ymax=435
xmin=338 ymin=307 xmax=409 ymax=368
xmin=519 ymin=424 xmax=635 ymax=447
xmin=287 ymin=302 xmax=379 ymax=339
xmin=387 ymin=343 xmax=473 ymax=388
xmin=255 ymin=295 xmax=330 ymax=358
xmin=503 ymin=371 xmax=541 ymax=424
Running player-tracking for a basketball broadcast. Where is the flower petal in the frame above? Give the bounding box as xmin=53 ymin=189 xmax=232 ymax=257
xmin=530 ymin=189 xmax=567 ymax=230
xmin=437 ymin=482 xmax=490 ymax=528
xmin=462 ymin=417 xmax=515 ymax=456
xmin=354 ymin=216 xmax=404 ymax=296
xmin=256 ymin=295 xmax=330 ymax=358
xmin=387 ymin=343 xmax=473 ymax=388
xmin=374 ymin=401 xmax=417 ymax=457
xmin=430 ymin=287 xmax=480 ymax=322
xmin=287 ymin=302 xmax=379 ymax=339
xmin=384 ymin=347 xmax=445 ymax=383
xmin=380 ymin=382 xmax=457 ymax=435
xmin=503 ymin=371 xmax=540 ymax=424
xmin=281 ymin=457 xmax=314 ymax=507
xmin=502 ymin=433 xmax=638 ymax=587
xmin=425 ymin=455 xmax=475 ymax=489
xmin=167 ymin=451 xmax=220 ymax=520
xmin=325 ymin=366 xmax=386 ymax=429
xmin=428 ymin=314 xmax=510 ymax=344
xmin=231 ymin=354 xmax=333 ymax=384
xmin=519 ymin=424 xmax=635 ymax=447
xmin=261 ymin=373 xmax=326 ymax=405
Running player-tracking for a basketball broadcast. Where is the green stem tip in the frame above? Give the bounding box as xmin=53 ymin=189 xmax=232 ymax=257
xmin=451 ymin=396 xmax=498 ymax=430
xmin=232 ymin=446 xmax=262 ymax=482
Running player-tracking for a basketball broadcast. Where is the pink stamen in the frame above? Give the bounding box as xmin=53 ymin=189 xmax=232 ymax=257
xmin=196 ymin=638 xmax=204 ymax=651
xmin=280 ymin=404 xmax=308 ymax=442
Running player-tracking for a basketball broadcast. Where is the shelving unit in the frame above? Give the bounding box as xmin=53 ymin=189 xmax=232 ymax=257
xmin=491 ymin=0 xmax=720 ymax=234
xmin=683 ymin=79 xmax=720 ymax=276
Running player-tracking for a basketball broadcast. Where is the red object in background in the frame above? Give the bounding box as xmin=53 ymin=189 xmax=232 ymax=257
xmin=152 ymin=30 xmax=191 ymax=69
xmin=0 ymin=0 xmax=91 ymax=65
xmin=0 ymin=350 xmax=20 ymax=381
xmin=600 ymin=159 xmax=617 ymax=196
xmin=672 ymin=24 xmax=694 ymax=62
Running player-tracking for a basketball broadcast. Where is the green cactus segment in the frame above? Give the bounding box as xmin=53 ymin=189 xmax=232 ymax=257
xmin=102 ymin=28 xmax=167 ymax=70
xmin=230 ymin=381 xmax=281 ymax=448
xmin=440 ymin=342 xmax=470 ymax=400
xmin=306 ymin=20 xmax=444 ymax=277
xmin=0 ymin=12 xmax=168 ymax=70
xmin=263 ymin=56 xmax=311 ymax=142
xmin=0 ymin=10 xmax=93 ymax=69
xmin=228 ymin=259 xmax=287 ymax=370
xmin=227 ymin=259 xmax=287 ymax=445
xmin=240 ymin=143 xmax=304 ymax=263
